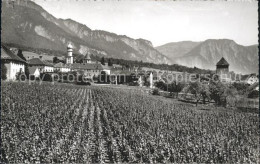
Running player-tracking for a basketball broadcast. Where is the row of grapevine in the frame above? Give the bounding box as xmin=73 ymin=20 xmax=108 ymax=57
xmin=1 ymin=82 xmax=259 ymax=163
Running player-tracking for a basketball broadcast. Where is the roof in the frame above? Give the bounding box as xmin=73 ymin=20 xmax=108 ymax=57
xmin=1 ymin=44 xmax=26 ymax=63
xmin=241 ymin=74 xmax=259 ymax=81
xmin=71 ymin=63 xmax=103 ymax=70
xmin=85 ymin=53 xmax=91 ymax=60
xmin=28 ymin=58 xmax=53 ymax=66
xmin=54 ymin=62 xmax=70 ymax=68
xmin=249 ymin=82 xmax=259 ymax=90
xmin=67 ymin=43 xmax=73 ymax=49
xmin=102 ymin=65 xmax=112 ymax=70
xmin=28 ymin=67 xmax=39 ymax=74
xmin=216 ymin=57 xmax=229 ymax=66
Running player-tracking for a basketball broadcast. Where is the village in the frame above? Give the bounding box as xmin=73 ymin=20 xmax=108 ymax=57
xmin=2 ymin=43 xmax=259 ymax=86
xmin=1 ymin=42 xmax=259 ymax=109
xmin=1 ymin=1 xmax=259 ymax=163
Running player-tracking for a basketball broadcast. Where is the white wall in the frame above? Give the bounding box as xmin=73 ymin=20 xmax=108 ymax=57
xmin=44 ymin=66 xmax=54 ymax=72
xmin=54 ymin=67 xmax=71 ymax=73
xmin=5 ymin=62 xmax=25 ymax=80
xmin=247 ymin=76 xmax=258 ymax=85
xmin=103 ymin=69 xmax=111 ymax=75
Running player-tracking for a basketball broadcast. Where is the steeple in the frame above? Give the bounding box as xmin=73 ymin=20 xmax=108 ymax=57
xmin=66 ymin=43 xmax=73 ymax=64
xmin=83 ymin=52 xmax=91 ymax=64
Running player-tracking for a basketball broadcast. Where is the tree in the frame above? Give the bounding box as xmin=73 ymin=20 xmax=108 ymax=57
xmin=168 ymin=81 xmax=185 ymax=98
xmin=101 ymin=57 xmax=105 ymax=65
xmin=248 ymin=90 xmax=259 ymax=98
xmin=185 ymin=81 xmax=210 ymax=106
xmin=108 ymin=58 xmax=113 ymax=66
xmin=232 ymin=82 xmax=250 ymax=95
xmin=209 ymin=80 xmax=225 ymax=105
xmin=155 ymin=81 xmax=167 ymax=91
xmin=25 ymin=64 xmax=30 ymax=79
xmin=1 ymin=63 xmax=7 ymax=80
xmin=53 ymin=57 xmax=59 ymax=63
xmin=17 ymin=49 xmax=26 ymax=61
xmin=208 ymin=80 xmax=237 ymax=107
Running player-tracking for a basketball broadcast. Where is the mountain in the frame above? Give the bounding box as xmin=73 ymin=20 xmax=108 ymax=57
xmin=1 ymin=1 xmax=170 ymax=64
xmin=156 ymin=41 xmax=201 ymax=61
xmin=174 ymin=39 xmax=258 ymax=74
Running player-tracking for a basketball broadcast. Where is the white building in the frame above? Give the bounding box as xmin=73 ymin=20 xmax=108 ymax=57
xmin=54 ymin=62 xmax=71 ymax=72
xmin=28 ymin=57 xmax=54 ymax=73
xmin=1 ymin=44 xmax=26 ymax=80
xmin=66 ymin=43 xmax=73 ymax=64
xmin=241 ymin=74 xmax=259 ymax=85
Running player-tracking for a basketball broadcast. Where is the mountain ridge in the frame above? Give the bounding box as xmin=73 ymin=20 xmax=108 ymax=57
xmin=1 ymin=0 xmax=171 ymax=64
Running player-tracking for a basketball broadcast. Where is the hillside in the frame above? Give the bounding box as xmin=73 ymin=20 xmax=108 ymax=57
xmin=1 ymin=1 xmax=170 ymax=64
xmin=156 ymin=41 xmax=201 ymax=61
xmin=174 ymin=39 xmax=258 ymax=74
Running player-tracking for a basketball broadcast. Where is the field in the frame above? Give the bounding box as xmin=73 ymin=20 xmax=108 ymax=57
xmin=1 ymin=82 xmax=259 ymax=163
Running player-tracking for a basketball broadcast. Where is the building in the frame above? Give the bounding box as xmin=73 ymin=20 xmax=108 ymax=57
xmin=54 ymin=62 xmax=71 ymax=73
xmin=84 ymin=52 xmax=91 ymax=64
xmin=102 ymin=63 xmax=112 ymax=75
xmin=66 ymin=43 xmax=73 ymax=64
xmin=216 ymin=57 xmax=231 ymax=82
xmin=28 ymin=67 xmax=40 ymax=78
xmin=1 ymin=44 xmax=26 ymax=80
xmin=241 ymin=74 xmax=259 ymax=85
xmin=68 ymin=50 xmax=103 ymax=78
xmin=28 ymin=57 xmax=54 ymax=73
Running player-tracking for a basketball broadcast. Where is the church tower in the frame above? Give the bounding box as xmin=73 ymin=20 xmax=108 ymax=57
xmin=83 ymin=52 xmax=91 ymax=64
xmin=66 ymin=43 xmax=73 ymax=64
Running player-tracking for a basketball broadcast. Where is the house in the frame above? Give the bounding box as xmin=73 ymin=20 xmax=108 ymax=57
xmin=1 ymin=44 xmax=26 ymax=80
xmin=54 ymin=62 xmax=71 ymax=73
xmin=28 ymin=67 xmax=40 ymax=78
xmin=71 ymin=63 xmax=103 ymax=77
xmin=28 ymin=57 xmax=54 ymax=73
xmin=241 ymin=74 xmax=259 ymax=85
xmin=102 ymin=64 xmax=111 ymax=75
xmin=249 ymin=82 xmax=259 ymax=91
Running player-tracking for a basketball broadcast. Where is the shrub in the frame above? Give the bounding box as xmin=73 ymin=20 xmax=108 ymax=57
xmin=152 ymin=88 xmax=160 ymax=95
xmin=248 ymin=90 xmax=259 ymax=98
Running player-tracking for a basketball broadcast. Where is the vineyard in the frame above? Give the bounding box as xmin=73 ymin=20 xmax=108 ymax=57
xmin=1 ymin=82 xmax=259 ymax=163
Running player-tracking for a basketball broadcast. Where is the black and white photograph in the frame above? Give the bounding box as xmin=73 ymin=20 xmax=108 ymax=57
xmin=0 ymin=0 xmax=259 ymax=163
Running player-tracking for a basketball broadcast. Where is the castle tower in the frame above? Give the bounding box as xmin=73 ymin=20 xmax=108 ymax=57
xmin=216 ymin=57 xmax=230 ymax=82
xmin=66 ymin=43 xmax=73 ymax=64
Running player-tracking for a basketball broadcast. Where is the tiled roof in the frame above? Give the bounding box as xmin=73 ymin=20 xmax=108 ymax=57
xmin=71 ymin=63 xmax=103 ymax=70
xmin=28 ymin=58 xmax=53 ymax=66
xmin=54 ymin=62 xmax=70 ymax=68
xmin=1 ymin=44 xmax=26 ymax=63
xmin=28 ymin=67 xmax=39 ymax=74
xmin=216 ymin=57 xmax=229 ymax=66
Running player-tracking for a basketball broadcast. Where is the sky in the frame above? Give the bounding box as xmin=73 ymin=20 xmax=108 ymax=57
xmin=35 ymin=0 xmax=258 ymax=47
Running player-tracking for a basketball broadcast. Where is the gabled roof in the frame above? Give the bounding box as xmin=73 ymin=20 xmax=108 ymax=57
xmin=1 ymin=44 xmax=26 ymax=63
xmin=216 ymin=57 xmax=229 ymax=66
xmin=241 ymin=74 xmax=259 ymax=81
xmin=28 ymin=58 xmax=53 ymax=66
xmin=71 ymin=63 xmax=103 ymax=70
xmin=54 ymin=62 xmax=70 ymax=68
xmin=28 ymin=67 xmax=39 ymax=74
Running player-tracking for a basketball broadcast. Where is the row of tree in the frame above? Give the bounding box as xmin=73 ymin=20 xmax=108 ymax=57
xmin=154 ymin=79 xmax=258 ymax=107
